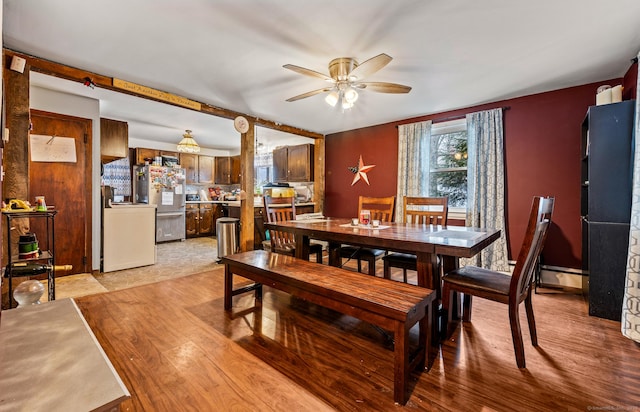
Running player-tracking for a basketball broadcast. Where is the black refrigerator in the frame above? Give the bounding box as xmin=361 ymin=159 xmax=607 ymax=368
xmin=581 ymin=100 xmax=635 ymax=321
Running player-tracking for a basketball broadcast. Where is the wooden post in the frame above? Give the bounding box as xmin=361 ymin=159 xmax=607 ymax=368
xmin=313 ymin=136 xmax=325 ymax=213
xmin=239 ymin=121 xmax=255 ymax=251
xmin=2 ymin=54 xmax=31 ymax=308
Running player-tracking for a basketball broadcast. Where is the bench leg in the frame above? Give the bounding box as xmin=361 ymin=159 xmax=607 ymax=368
xmin=393 ymin=321 xmax=410 ymax=405
xmin=224 ymin=264 xmax=263 ymax=311
xmin=422 ymin=302 xmax=435 ymax=370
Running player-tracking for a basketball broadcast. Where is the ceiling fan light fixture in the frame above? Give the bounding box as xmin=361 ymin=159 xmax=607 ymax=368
xmin=284 ymin=53 xmax=411 ymax=108
xmin=325 ymin=90 xmax=339 ymax=107
xmin=177 ymin=129 xmax=201 ymax=153
xmin=344 ymin=87 xmax=358 ymax=104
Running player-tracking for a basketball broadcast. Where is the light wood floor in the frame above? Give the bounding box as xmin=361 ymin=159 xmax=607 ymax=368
xmin=74 ymin=262 xmax=640 ymax=411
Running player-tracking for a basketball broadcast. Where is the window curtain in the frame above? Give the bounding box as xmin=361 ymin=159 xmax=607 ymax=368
xmin=102 ymin=157 xmax=131 ymax=196
xmin=623 ymin=51 xmax=640 ymax=343
xmin=464 ymin=109 xmax=509 ymax=272
xmin=396 ymin=121 xmax=432 ymax=222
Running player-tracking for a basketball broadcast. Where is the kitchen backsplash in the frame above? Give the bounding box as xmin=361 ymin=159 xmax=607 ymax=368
xmin=185 ymin=182 xmax=313 ymax=202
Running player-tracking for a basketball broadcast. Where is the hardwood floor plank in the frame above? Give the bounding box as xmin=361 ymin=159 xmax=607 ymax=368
xmin=75 ymin=268 xmax=640 ymax=411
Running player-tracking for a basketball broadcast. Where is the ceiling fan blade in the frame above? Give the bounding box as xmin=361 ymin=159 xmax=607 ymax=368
xmin=286 ymin=87 xmax=333 ymax=102
xmin=348 ymin=53 xmax=393 ymax=80
xmin=283 ymin=64 xmax=334 ymax=82
xmin=357 ymin=82 xmax=412 ymax=94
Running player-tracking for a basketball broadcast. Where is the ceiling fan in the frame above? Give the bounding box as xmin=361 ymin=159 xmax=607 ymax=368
xmin=283 ymin=53 xmax=411 ymax=109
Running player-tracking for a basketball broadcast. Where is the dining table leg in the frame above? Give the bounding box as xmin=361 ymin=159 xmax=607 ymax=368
xmin=327 ymin=241 xmax=342 ymax=267
xmin=441 ymin=255 xmax=461 ymax=321
xmin=294 ymin=234 xmax=310 ymax=260
xmin=416 ymin=251 xmax=440 ymax=344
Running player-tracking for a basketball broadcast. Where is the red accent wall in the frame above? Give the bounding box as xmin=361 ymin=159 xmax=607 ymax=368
xmin=623 ymin=61 xmax=638 ymax=100
xmin=325 ymin=78 xmax=628 ymax=269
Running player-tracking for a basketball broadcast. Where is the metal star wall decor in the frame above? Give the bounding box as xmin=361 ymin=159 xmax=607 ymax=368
xmin=349 ymin=155 xmax=376 ymax=186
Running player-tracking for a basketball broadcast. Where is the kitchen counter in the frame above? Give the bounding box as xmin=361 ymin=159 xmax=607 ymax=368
xmin=107 ymin=202 xmax=157 ymax=208
xmin=185 ymin=200 xmax=228 ymax=204
xmin=224 ymin=200 xmax=315 ymax=208
xmin=186 ymin=199 xmax=315 ymax=208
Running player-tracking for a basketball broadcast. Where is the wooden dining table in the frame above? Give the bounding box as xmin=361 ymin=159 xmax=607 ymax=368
xmin=265 ymin=217 xmax=501 ymax=292
xmin=265 ymin=217 xmax=501 ymax=340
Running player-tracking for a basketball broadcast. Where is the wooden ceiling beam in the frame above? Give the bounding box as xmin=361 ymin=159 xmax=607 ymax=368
xmin=3 ymin=48 xmax=324 ymax=140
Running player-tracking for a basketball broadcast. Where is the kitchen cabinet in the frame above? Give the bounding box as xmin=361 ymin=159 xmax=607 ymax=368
xmin=161 ymin=150 xmax=179 ymax=158
xmin=198 ymin=155 xmax=215 ymax=184
xmin=214 ymin=155 xmax=241 ymax=184
xmin=181 ymin=154 xmax=215 ymax=184
xmin=181 ymin=153 xmax=198 ymax=183
xmin=134 ymin=148 xmax=180 ymax=166
xmin=273 ymin=143 xmax=314 ymax=182
xmin=100 ymin=118 xmax=128 ymax=162
xmin=186 ymin=203 xmax=217 ymax=238
xmin=135 ymin=148 xmax=158 ymax=165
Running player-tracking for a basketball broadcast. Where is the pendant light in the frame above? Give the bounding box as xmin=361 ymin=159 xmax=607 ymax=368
xmin=176 ymin=129 xmax=200 ymax=153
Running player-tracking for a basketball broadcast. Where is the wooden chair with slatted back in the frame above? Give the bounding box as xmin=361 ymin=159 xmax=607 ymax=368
xmin=441 ymin=196 xmax=554 ymax=368
xmin=263 ymin=195 xmax=323 ymax=263
xmin=339 ymin=196 xmax=395 ymax=276
xmin=382 ymin=196 xmax=448 ymax=283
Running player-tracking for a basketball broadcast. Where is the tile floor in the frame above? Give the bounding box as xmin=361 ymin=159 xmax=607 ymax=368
xmin=41 ymin=237 xmax=222 ymax=301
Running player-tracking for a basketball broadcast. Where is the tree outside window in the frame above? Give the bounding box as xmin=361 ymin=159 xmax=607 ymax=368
xmin=429 ymin=130 xmax=467 ymax=207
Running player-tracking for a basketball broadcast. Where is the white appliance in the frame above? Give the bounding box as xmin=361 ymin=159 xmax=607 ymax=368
xmin=133 ymin=165 xmax=186 ymax=243
xmin=103 ymin=204 xmax=157 ymax=272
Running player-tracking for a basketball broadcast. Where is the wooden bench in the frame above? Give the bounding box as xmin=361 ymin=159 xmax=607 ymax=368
xmin=222 ymin=250 xmax=436 ymax=405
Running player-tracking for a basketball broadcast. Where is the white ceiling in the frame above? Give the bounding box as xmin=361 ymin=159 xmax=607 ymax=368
xmin=4 ymin=0 xmax=640 ymax=151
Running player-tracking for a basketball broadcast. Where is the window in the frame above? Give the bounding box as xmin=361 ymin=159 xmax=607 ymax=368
xmin=428 ymin=119 xmax=467 ymax=208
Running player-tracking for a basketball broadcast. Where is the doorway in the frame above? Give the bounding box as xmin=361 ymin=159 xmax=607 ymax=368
xmin=29 ymin=109 xmax=92 ymax=275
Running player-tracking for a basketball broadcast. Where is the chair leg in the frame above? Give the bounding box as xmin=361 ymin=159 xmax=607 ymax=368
xmin=383 ymin=260 xmax=391 ymax=279
xmin=357 ymin=259 xmax=362 ymax=273
xmin=316 ymin=249 xmax=323 ymax=264
xmin=368 ymin=257 xmax=376 ymax=276
xmin=402 ymin=268 xmax=407 ymax=283
xmin=524 ymin=290 xmax=538 ymax=346
xmin=508 ymin=303 xmax=526 ymax=368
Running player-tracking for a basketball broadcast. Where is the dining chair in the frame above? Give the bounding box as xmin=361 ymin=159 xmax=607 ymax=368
xmin=382 ymin=196 xmax=448 ymax=283
xmin=263 ymin=195 xmax=323 ymax=263
xmin=339 ymin=196 xmax=395 ymax=275
xmin=441 ymin=196 xmax=554 ymax=368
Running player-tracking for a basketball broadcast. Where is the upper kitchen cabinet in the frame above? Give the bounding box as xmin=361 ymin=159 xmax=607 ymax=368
xmin=181 ymin=154 xmax=216 ymax=184
xmin=134 ymin=148 xmax=181 ymax=165
xmin=100 ymin=118 xmax=128 ymax=162
xmin=273 ymin=143 xmax=314 ymax=182
xmin=215 ymin=156 xmax=241 ymax=185
xmin=181 ymin=153 xmax=198 ymax=183
xmin=198 ymin=155 xmax=215 ymax=183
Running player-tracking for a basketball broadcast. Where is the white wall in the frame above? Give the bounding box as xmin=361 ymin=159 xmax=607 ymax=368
xmin=30 ymin=86 xmax=102 ymax=271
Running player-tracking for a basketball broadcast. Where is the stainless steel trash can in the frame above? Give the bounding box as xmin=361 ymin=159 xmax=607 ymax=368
xmin=216 ymin=217 xmax=239 ymax=262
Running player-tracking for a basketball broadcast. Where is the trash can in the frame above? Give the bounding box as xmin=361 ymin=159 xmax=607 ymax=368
xmin=216 ymin=217 xmax=239 ymax=262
